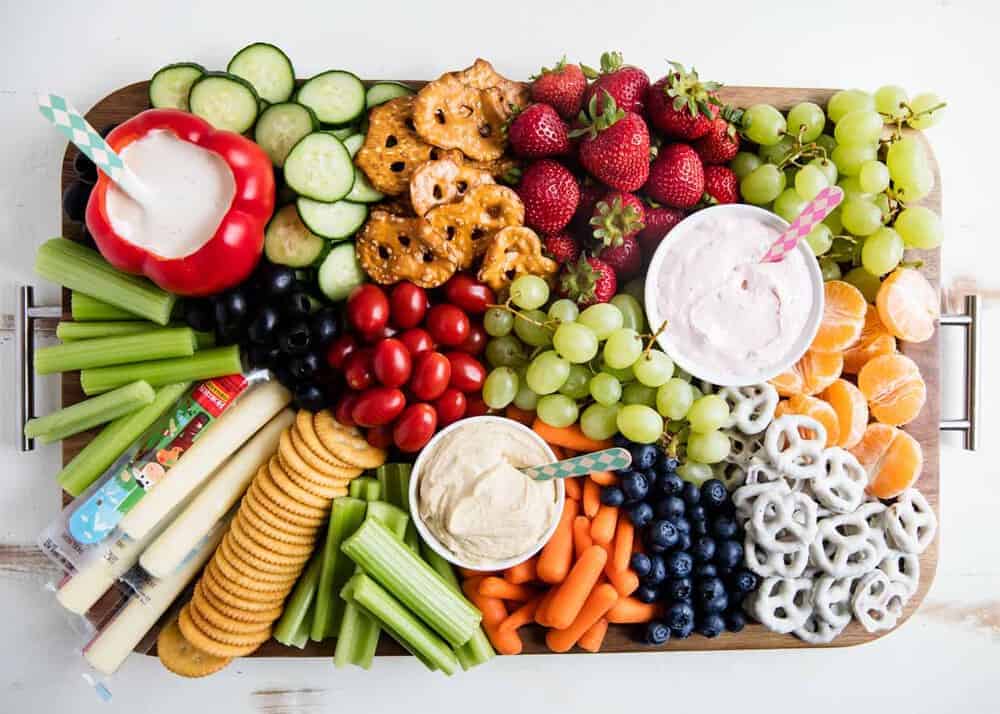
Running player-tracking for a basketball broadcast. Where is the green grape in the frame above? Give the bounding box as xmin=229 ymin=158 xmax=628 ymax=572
xmin=819 ymin=259 xmax=842 ymax=281
xmin=547 ymin=298 xmax=579 ymax=324
xmin=832 ymin=143 xmax=877 ymax=176
xmin=677 ymin=461 xmax=713 ymax=485
xmin=823 ymin=206 xmax=843 ymax=234
xmin=874 ymin=193 xmax=892 ymax=224
xmin=774 ymin=188 xmax=809 ymax=222
xmin=907 ymin=92 xmax=945 ymax=130
xmin=808 ymin=157 xmax=839 ymax=185
xmin=843 ymin=267 xmax=882 ymax=303
xmin=513 ymin=309 xmax=552 ymax=347
xmin=815 ymin=134 xmax=838 ymax=156
xmin=632 ymin=349 xmax=674 ymax=387
xmin=623 ymin=382 xmax=657 ymax=407
xmin=841 ymin=197 xmax=882 ymax=236
xmin=741 ymin=164 xmax=786 ymax=205
xmin=484 ymin=307 xmax=514 ymax=337
xmin=743 ymin=104 xmax=787 ymax=146
xmin=687 ymin=430 xmax=731 ymax=464
xmin=580 ymin=403 xmax=620 ymax=441
xmin=794 ymin=164 xmax=829 ymax=201
xmin=610 ymin=294 xmax=646 ymax=333
xmin=837 ymin=176 xmax=870 ymax=201
xmin=886 ymin=136 xmax=928 ymax=185
xmin=559 ymin=364 xmax=592 ymax=400
xmin=861 ymin=227 xmax=904 ymax=276
xmin=525 ymin=350 xmax=570 ymax=394
xmin=730 ymin=151 xmax=763 ymax=180
xmin=483 ymin=367 xmax=518 ymax=409
xmin=827 ymin=89 xmax=874 ymax=123
xmin=623 ymin=278 xmax=645 ymax=303
xmin=874 ymin=85 xmax=909 ymax=119
xmin=601 ymin=361 xmax=635 ymax=383
xmin=858 ymin=160 xmax=890 ymax=194
xmin=589 ymin=372 xmax=622 ymax=406
xmin=834 ymin=110 xmax=883 ymax=146
xmin=513 ymin=379 xmax=539 ymax=410
xmin=894 ymin=206 xmax=943 ymax=249
xmin=553 ymin=321 xmax=599 ymax=363
xmin=656 ymin=378 xmax=695 ymax=420
xmin=616 ymin=404 xmax=664 ymax=444
xmin=536 ymin=394 xmax=578 ymax=428
xmin=689 ymin=383 xmax=704 ymax=401
xmin=895 ymin=164 xmax=934 ymax=202
xmin=686 ymin=394 xmax=730 ymax=433
xmin=786 ymin=102 xmax=825 ymax=142
xmin=758 ymin=135 xmax=796 ymax=165
xmin=805 ymin=224 xmax=833 ymax=256
xmin=509 ymin=275 xmax=550 ymax=310
xmin=485 ymin=335 xmax=529 ymax=368
xmin=603 ymin=327 xmax=643 ymax=369
xmin=577 ymin=302 xmax=624 ymax=340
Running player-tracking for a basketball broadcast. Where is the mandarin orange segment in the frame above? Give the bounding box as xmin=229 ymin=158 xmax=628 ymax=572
xmin=771 ymin=350 xmax=843 ymax=397
xmin=849 ymin=423 xmax=923 ymax=498
xmin=821 ymin=379 xmax=869 ymax=449
xmin=785 ymin=394 xmax=840 ymax=447
xmin=811 ymin=280 xmax=867 ymax=353
xmin=843 ymin=304 xmax=896 ymax=374
xmin=857 ymin=353 xmax=926 ymax=426
xmin=876 ymin=267 xmax=939 ymax=343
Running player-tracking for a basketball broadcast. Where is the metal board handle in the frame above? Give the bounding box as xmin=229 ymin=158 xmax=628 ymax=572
xmin=939 ymin=294 xmax=981 ymax=451
xmin=15 ymin=285 xmax=61 ymax=452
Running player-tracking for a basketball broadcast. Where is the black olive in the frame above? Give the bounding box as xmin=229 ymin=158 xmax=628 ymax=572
xmin=310 ymin=308 xmax=340 ymax=345
xmin=263 ymin=265 xmax=295 ymax=297
xmin=294 ymin=382 xmax=326 ymax=412
xmin=212 ymin=297 xmax=231 ymax=330
xmin=289 ymin=352 xmax=321 ymax=380
xmin=62 ymin=181 xmax=90 ymax=223
xmin=247 ymin=306 xmax=280 ymax=345
xmin=183 ymin=299 xmax=215 ymax=332
xmin=285 ymin=291 xmax=312 ymax=318
xmin=246 ymin=343 xmax=280 ymax=368
xmin=278 ymin=321 xmax=312 ymax=355
xmin=225 ymin=289 xmax=250 ymax=324
xmin=73 ymin=152 xmax=97 ymax=184
xmin=216 ymin=322 xmax=242 ymax=346
xmin=272 ymin=364 xmax=294 ymax=388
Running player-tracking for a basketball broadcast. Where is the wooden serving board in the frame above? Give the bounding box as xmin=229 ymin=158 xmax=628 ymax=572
xmin=58 ymin=80 xmax=941 ymax=656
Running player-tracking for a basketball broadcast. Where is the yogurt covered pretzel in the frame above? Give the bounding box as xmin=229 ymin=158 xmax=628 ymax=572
xmin=810 ymin=447 xmax=867 ymax=514
xmin=810 ymin=502 xmax=889 ymax=578
xmin=884 ymin=489 xmax=937 ymax=554
xmin=763 ymin=415 xmax=827 ymax=480
xmin=749 ymin=489 xmax=819 ymax=554
xmin=718 ymin=383 xmax=780 ymax=435
xmin=851 ymin=569 xmax=910 ymax=633
xmin=795 ymin=575 xmax=855 ymax=644
xmin=746 ymin=576 xmax=814 ymax=634
xmin=745 ymin=536 xmax=811 ymax=578
xmin=878 ymin=550 xmax=921 ymax=597
xmin=733 ymin=479 xmax=790 ymax=520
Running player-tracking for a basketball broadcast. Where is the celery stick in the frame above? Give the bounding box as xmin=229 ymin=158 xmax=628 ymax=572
xmin=192 ymin=329 xmax=216 ymax=350
xmin=80 ymin=346 xmax=242 ymax=395
xmin=344 ymin=573 xmax=458 ymax=675
xmin=273 ymin=551 xmax=323 ymax=647
xmin=35 ymin=328 xmax=197 ymax=374
xmin=25 ymin=380 xmax=155 ymax=443
xmin=57 ymin=382 xmax=190 ymax=496
xmin=348 ymin=476 xmax=380 ymax=501
xmin=36 ymin=238 xmax=175 ymax=325
xmin=311 ymin=497 xmax=366 ymax=642
xmin=56 ymin=321 xmax=215 ymax=348
xmin=289 ymin=600 xmax=316 ymax=649
xmin=71 ymin=292 xmax=144 ymax=321
xmin=342 ymin=518 xmax=481 ymax=647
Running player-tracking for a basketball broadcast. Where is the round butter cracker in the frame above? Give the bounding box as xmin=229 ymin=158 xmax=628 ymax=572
xmin=314 ymin=410 xmax=387 ymax=469
xmin=157 ymin=614 xmax=231 ymax=678
xmin=255 ymin=462 xmax=329 ymax=519
xmin=179 ymin=603 xmax=267 ymax=658
xmin=267 ymin=455 xmax=333 ymax=510
xmin=245 ymin=481 xmax=324 ymax=533
xmin=196 ymin=579 xmax=282 ymax=624
xmin=239 ymin=497 xmax=319 ymax=545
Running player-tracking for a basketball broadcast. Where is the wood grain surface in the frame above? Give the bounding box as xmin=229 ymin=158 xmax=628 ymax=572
xmin=57 ymin=80 xmax=940 ymax=656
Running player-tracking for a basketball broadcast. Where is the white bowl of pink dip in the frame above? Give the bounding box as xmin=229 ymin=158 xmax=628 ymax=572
xmin=644 ymin=204 xmax=824 ymax=387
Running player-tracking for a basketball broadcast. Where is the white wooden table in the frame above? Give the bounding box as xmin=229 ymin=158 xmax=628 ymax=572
xmin=1 ymin=1 xmax=997 ymax=711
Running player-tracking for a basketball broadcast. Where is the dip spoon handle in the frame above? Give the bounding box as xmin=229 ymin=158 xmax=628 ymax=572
xmin=760 ymin=186 xmax=843 ymax=263
xmin=522 ymin=448 xmax=632 ymax=481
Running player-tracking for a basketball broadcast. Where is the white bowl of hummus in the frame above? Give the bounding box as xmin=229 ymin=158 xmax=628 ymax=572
xmin=409 ymin=416 xmax=564 ymax=571
xmin=644 ymin=204 xmax=824 ymax=387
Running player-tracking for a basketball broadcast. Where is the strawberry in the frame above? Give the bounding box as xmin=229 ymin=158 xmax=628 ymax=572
xmin=582 ymin=51 xmax=650 ymax=115
xmin=645 ymin=62 xmax=722 ymax=140
xmin=572 ymin=93 xmax=650 ymax=192
xmin=543 ymin=231 xmax=581 ymax=264
xmin=559 ymin=255 xmax=617 ymax=306
xmin=517 ymin=159 xmax=580 ymax=234
xmin=703 ymin=165 xmax=740 ymax=204
xmin=645 ymin=143 xmax=705 ymax=209
xmin=508 ymin=103 xmax=570 ymax=158
xmin=590 ymin=191 xmax=645 ymax=247
xmin=596 ymin=235 xmax=643 ymax=280
xmin=693 ymin=116 xmax=740 ymax=165
xmin=637 ymin=205 xmax=686 ymax=254
xmin=531 ymin=57 xmax=588 ymax=120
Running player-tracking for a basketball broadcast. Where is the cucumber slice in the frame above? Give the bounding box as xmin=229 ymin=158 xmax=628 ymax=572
xmin=227 ymin=42 xmax=295 ymax=104
xmin=365 ymin=82 xmax=415 ymax=109
xmin=283 ymin=132 xmax=355 ymax=202
xmin=339 ymin=133 xmax=384 ymax=203
xmin=254 ymin=102 xmax=318 ymax=167
xmin=265 ymin=204 xmax=325 ymax=267
xmin=149 ymin=63 xmax=205 ymax=111
xmin=296 ymin=71 xmax=365 ymax=126
xmin=188 ymin=72 xmax=259 ymax=134
xmin=318 ymin=242 xmax=364 ymax=301
xmin=296 ymin=198 xmax=368 ymax=240
xmin=342 ymin=133 xmax=363 ymax=157
xmin=326 ymin=126 xmax=356 ymax=140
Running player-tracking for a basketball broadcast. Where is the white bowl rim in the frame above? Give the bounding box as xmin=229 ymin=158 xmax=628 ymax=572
xmin=408 ymin=415 xmax=565 ymax=571
xmin=643 ymin=203 xmax=825 ymax=387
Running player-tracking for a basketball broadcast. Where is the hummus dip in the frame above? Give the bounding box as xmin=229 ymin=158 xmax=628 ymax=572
xmin=417 ymin=420 xmax=557 ymax=566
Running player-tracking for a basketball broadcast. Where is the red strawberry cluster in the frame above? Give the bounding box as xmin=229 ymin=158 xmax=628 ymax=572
xmin=506 ymin=53 xmax=741 ymax=306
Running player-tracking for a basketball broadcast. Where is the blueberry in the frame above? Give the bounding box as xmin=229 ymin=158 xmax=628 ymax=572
xmin=643 ymin=620 xmax=671 ymax=645
xmin=669 ymin=515 xmax=691 ymax=535
xmin=630 ymin=552 xmax=652 ymax=578
xmin=643 ymin=468 xmax=659 ymax=490
xmin=600 ymin=485 xmax=625 ymax=507
xmin=727 ymin=589 xmax=746 ymax=607
xmin=667 ymin=551 xmax=693 ymax=579
xmin=666 ymin=601 xmax=696 ymax=633
xmin=688 ymin=504 xmax=706 ymax=523
xmin=629 ymin=444 xmax=658 ymax=471
xmin=619 ymin=471 xmax=649 ymax=503
xmin=697 ymin=613 xmax=726 ymax=638
xmin=681 ymin=481 xmax=701 ymax=506
xmin=612 ymin=434 xmax=631 ymax=448
xmin=647 ymin=520 xmax=680 ymax=551
xmin=691 ymin=535 xmax=716 ymax=563
xmin=657 ymin=472 xmax=684 ymax=496
xmin=714 ymin=539 xmax=743 ymax=569
xmin=624 ymin=502 xmax=654 ymax=528
xmin=693 ymin=563 xmax=718 ymax=580
xmin=712 ymin=515 xmax=738 ymax=540
xmin=676 ymin=532 xmax=692 ymax=552
xmin=703 ymin=593 xmax=729 ymax=614
xmin=656 ymin=452 xmax=679 ymax=473
xmin=725 ymin=610 xmax=746 ymax=632
xmin=700 ymin=479 xmax=728 ymax=511
xmin=654 ymin=495 xmax=685 ymax=520
xmin=691 ymin=518 xmax=709 ymax=536
xmin=645 ymin=554 xmax=667 ymax=586
xmin=731 ymin=569 xmax=759 ymax=594
xmin=698 ymin=576 xmax=725 ymax=602
xmin=672 ymin=622 xmax=695 ymax=639
xmin=666 ymin=577 xmax=692 ymax=601
xmin=635 ymin=584 xmax=660 ymax=604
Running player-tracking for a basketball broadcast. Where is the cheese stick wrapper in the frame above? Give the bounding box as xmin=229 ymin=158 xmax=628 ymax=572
xmin=140 ymin=408 xmax=294 ymax=578
xmin=119 ymin=380 xmax=291 ymax=540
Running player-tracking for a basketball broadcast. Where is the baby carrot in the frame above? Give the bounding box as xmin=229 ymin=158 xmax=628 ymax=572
xmin=588 ymin=470 xmax=617 ymax=487
xmin=612 ymin=519 xmax=634 ymax=573
xmin=590 ymin=504 xmax=618 ymax=546
xmin=479 ymin=576 xmax=536 ymax=601
xmin=545 ymin=583 xmax=619 ymax=653
xmin=498 ymin=596 xmax=541 ymax=633
xmin=505 ymin=405 xmax=535 ymax=426
xmin=458 ymin=567 xmax=497 ymax=579
xmin=564 ymin=476 xmax=582 ymax=501
xmin=549 ymin=445 xmax=567 ymax=460
xmin=537 ymin=498 xmax=579 ymax=585
xmin=582 ymin=478 xmax=601 ymax=518
xmin=532 ymin=420 xmax=612 ymax=452
xmin=607 ymin=596 xmax=661 ymax=624
xmin=573 ymin=516 xmax=593 ymax=559
xmin=546 ymin=545 xmax=608 ymax=630
xmin=534 ymin=588 xmax=556 ymax=627
xmin=606 ymin=567 xmax=640 ymax=597
xmin=503 ymin=556 xmax=537 ymax=585
xmin=578 ymin=617 xmax=609 ymax=653
xmin=462 ymin=578 xmax=522 ymax=656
